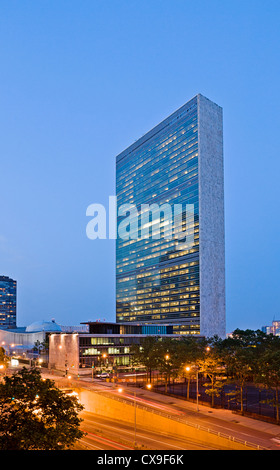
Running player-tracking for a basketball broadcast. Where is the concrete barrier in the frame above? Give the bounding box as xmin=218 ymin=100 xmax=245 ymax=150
xmin=77 ymin=386 xmax=253 ymax=450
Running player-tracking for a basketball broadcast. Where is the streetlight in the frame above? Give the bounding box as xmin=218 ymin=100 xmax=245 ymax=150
xmin=118 ymin=387 xmax=138 ymax=448
xmin=185 ymin=365 xmax=199 ymax=411
xmin=102 ymin=353 xmax=107 ymax=362
xmin=0 ymin=364 xmax=5 ymax=379
xmin=185 ymin=366 xmax=191 ymax=400
xmin=164 ymin=354 xmax=170 ymax=393
xmin=102 ymin=353 xmax=108 ymax=372
xmin=37 ymin=358 xmax=43 ymax=368
xmin=193 ymin=365 xmax=200 ymax=412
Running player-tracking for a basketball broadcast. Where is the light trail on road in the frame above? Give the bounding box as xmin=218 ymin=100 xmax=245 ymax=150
xmin=118 ymin=391 xmax=185 ymax=416
xmin=79 ymin=429 xmax=134 ymax=450
xmin=78 ymin=411 xmax=224 ymax=450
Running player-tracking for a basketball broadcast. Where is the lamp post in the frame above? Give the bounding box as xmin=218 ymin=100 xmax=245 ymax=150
xmin=117 ymin=383 xmax=152 ymax=449
xmin=185 ymin=366 xmax=191 ymax=400
xmin=185 ymin=364 xmax=199 ymax=412
xmin=117 ymin=387 xmax=137 ymax=448
xmin=133 ymin=391 xmax=137 ymax=447
xmin=164 ymin=354 xmax=170 ymax=393
xmin=195 ymin=365 xmax=199 ymax=412
xmin=102 ymin=353 xmax=108 ymax=371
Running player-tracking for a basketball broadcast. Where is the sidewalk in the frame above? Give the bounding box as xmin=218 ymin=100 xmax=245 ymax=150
xmin=122 ymin=383 xmax=280 ymax=449
xmin=126 ymin=383 xmax=280 ymax=435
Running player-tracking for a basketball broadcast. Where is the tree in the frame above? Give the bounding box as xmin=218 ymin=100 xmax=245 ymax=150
xmin=156 ymin=338 xmax=180 ymax=392
xmin=0 ymin=346 xmax=9 ymax=368
xmin=33 ymin=339 xmax=48 ymax=354
xmin=254 ymin=334 xmax=280 ymax=423
xmin=0 ymin=367 xmax=85 ymax=450
xmin=156 ymin=337 xmax=206 ymax=393
xmin=177 ymin=337 xmax=204 ymax=399
xmin=197 ymin=345 xmax=226 ymax=408
xmin=130 ymin=336 xmax=160 ymax=382
xmin=217 ymin=329 xmax=271 ymax=414
xmin=217 ymin=331 xmax=256 ymax=414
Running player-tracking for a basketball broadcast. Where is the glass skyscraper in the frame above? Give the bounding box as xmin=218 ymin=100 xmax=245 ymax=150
xmin=0 ymin=276 xmax=17 ymax=328
xmin=116 ymin=94 xmax=225 ymax=338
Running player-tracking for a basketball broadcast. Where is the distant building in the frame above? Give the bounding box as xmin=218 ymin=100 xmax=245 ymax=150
xmin=262 ymin=320 xmax=280 ymax=336
xmin=0 ymin=276 xmax=17 ymax=328
xmin=261 ymin=326 xmax=272 ymax=335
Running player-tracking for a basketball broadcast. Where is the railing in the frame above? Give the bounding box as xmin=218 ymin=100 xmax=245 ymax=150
xmin=153 ymin=380 xmax=280 ymax=425
xmin=98 ymin=389 xmax=266 ymax=450
xmin=38 ymin=373 xmax=268 ymax=450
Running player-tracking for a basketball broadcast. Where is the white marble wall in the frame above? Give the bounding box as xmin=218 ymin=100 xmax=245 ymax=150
xmin=48 ymin=333 xmax=80 ymax=373
xmin=198 ymin=94 xmax=226 ymax=338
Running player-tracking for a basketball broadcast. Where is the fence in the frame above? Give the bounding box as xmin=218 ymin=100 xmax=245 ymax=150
xmin=153 ymin=378 xmax=280 ymax=424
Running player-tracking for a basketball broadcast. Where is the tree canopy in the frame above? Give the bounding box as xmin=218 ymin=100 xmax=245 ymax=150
xmin=0 ymin=367 xmax=85 ymax=450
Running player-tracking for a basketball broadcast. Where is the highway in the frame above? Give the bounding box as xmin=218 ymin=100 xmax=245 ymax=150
xmin=3 ymin=367 xmax=279 ymax=451
xmin=38 ymin=371 xmax=280 ymax=450
xmin=75 ymin=410 xmax=224 ymax=450
xmin=111 ymin=384 xmax=280 ymax=450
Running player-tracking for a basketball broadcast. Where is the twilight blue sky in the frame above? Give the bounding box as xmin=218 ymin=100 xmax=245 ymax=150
xmin=0 ymin=0 xmax=280 ymax=333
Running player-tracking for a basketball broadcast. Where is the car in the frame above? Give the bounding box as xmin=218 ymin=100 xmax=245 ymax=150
xmin=96 ymin=372 xmax=110 ymax=379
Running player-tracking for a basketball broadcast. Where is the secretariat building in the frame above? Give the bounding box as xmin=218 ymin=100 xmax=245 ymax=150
xmin=116 ymin=94 xmax=225 ymax=338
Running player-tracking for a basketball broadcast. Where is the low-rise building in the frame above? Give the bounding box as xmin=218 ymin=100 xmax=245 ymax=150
xmin=48 ymin=321 xmax=196 ymax=375
xmin=0 ymin=320 xmax=62 ymax=358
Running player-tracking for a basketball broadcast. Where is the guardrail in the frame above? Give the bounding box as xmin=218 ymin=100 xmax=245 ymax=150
xmin=101 ymin=392 xmax=266 ymax=451
xmin=43 ymin=373 xmax=267 ymax=451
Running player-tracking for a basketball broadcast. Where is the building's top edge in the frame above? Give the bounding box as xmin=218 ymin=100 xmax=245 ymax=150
xmin=81 ymin=321 xmax=176 ymax=326
xmin=49 ymin=333 xmax=204 ymax=337
xmin=116 ymin=94 xmax=199 ymax=164
xmin=116 ymin=94 xmax=221 ymax=164
xmin=0 ymin=276 xmax=16 ymax=282
xmin=0 ymin=327 xmax=25 ymax=333
xmin=197 ymin=93 xmax=223 ymax=110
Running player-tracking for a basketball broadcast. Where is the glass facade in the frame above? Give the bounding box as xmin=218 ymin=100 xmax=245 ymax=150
xmin=116 ymin=96 xmax=200 ymax=335
xmin=85 ymin=321 xmax=173 ymax=335
xmin=79 ymin=335 xmax=142 ymax=368
xmin=0 ymin=276 xmax=17 ymax=327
